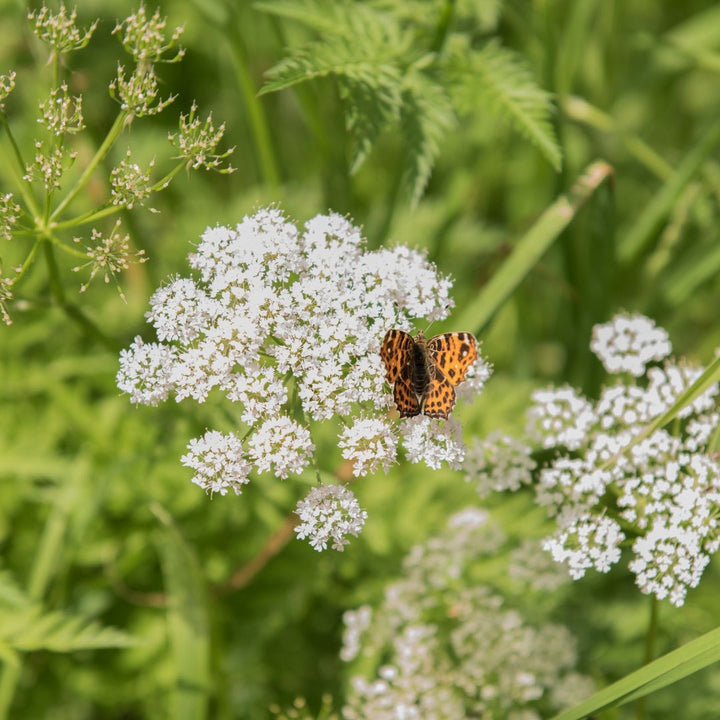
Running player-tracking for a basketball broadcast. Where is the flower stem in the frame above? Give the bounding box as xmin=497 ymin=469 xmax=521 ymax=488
xmin=50 ymin=111 xmax=128 ymax=221
xmin=43 ymin=242 xmax=118 ymax=351
xmin=635 ymin=595 xmax=659 ymax=720
xmin=431 ymin=0 xmax=456 ymax=53
xmin=222 ymin=7 xmax=280 ymax=187
xmin=0 ymin=115 xmax=41 ymax=219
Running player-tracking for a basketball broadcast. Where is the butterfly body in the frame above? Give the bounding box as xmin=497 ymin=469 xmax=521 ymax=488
xmin=380 ymin=329 xmax=477 ymax=419
xmin=409 ymin=330 xmax=434 ymax=397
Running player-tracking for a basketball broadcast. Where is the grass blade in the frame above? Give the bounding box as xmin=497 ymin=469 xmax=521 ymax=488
xmin=454 ymin=160 xmax=614 ymax=334
xmin=549 ymin=626 xmax=720 ymax=720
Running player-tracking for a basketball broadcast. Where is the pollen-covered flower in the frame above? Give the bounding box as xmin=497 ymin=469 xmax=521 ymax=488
xmin=295 ymin=484 xmax=368 ymax=551
xmin=28 ymin=3 xmax=97 ymax=54
xmin=0 ymin=193 xmax=21 ymax=242
xmin=338 ymin=417 xmax=398 ymax=477
xmin=169 ymin=103 xmax=234 ymax=173
xmin=181 ymin=430 xmax=250 ymax=496
xmin=73 ymin=220 xmax=147 ymax=297
xmin=37 ymin=84 xmax=84 ymax=135
xmin=110 ymin=149 xmax=156 ymax=209
xmin=591 ymin=312 xmax=671 ymax=376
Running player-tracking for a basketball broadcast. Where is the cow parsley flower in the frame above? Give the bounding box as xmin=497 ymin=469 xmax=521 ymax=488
xmin=181 ymin=430 xmax=250 ymax=496
xmin=339 ymin=417 xmax=398 ymax=477
xmin=341 ymin=510 xmax=592 ymax=719
xmin=591 ymin=312 xmax=671 ymax=376
xmin=248 ymin=416 xmax=315 ymax=480
xmin=295 ymin=484 xmax=368 ymax=551
xmin=401 ymin=416 xmax=466 ymax=470
xmin=118 ymin=208 xmax=483 ymax=546
xmin=504 ymin=313 xmax=720 ymax=606
xmin=464 ymin=431 xmax=535 ymax=497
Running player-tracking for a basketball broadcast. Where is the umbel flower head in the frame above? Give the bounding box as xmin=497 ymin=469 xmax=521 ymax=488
xmin=485 ymin=312 xmax=720 ymax=607
xmin=340 ymin=509 xmax=592 ymax=719
xmin=117 ymin=208 xmax=490 ymax=546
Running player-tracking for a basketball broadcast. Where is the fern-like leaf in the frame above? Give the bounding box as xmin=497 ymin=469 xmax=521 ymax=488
xmin=450 ymin=39 xmax=562 ymax=170
xmin=400 ymin=73 xmax=456 ymax=205
xmin=0 ymin=575 xmax=135 ymax=654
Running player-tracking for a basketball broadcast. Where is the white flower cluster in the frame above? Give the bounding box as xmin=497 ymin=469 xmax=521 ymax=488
xmin=295 ymin=484 xmax=368 ymax=551
xmin=464 ymin=431 xmax=536 ymax=497
xmin=341 ymin=509 xmax=592 ymax=720
xmin=590 ymin=312 xmax=671 ymax=376
xmin=118 ymin=208 xmax=481 ymax=545
xmin=527 ymin=313 xmax=720 ymax=606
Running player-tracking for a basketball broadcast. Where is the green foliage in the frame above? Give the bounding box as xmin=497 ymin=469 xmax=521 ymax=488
xmin=259 ymin=0 xmax=560 ymax=202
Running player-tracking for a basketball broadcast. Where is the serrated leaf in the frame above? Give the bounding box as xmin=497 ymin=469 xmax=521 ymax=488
xmin=451 ymin=39 xmax=562 ymax=170
xmin=0 ymin=604 xmax=134 ymax=653
xmin=399 ymin=74 xmax=456 ymax=204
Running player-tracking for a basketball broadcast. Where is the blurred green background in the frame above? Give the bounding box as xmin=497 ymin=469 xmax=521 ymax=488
xmin=2 ymin=0 xmax=720 ymax=717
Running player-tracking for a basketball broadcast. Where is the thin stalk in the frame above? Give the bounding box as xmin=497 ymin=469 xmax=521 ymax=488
xmin=52 ymin=160 xmax=184 ymax=231
xmin=224 ymin=10 xmax=280 ymax=187
xmin=50 ymin=111 xmax=128 ymax=220
xmin=431 ymin=0 xmax=456 ymax=53
xmin=453 ymin=160 xmax=614 ymax=334
xmin=563 ymin=96 xmax=673 ymax=180
xmin=43 ymin=242 xmax=117 ymax=351
xmin=636 ymin=596 xmax=659 ymax=720
xmin=0 ymin=116 xmax=42 ymax=218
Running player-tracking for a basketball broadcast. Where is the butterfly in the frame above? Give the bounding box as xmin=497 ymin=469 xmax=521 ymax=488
xmin=380 ymin=329 xmax=478 ymax=419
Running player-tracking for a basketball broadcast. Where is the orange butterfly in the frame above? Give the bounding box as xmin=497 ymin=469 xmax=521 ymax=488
xmin=380 ymin=329 xmax=477 ymax=419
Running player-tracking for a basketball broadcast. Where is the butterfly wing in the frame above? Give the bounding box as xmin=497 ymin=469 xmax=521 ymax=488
xmin=394 ymin=363 xmax=421 ymax=417
xmin=427 ymin=332 xmax=477 ymax=387
xmin=422 ymin=372 xmax=456 ymax=419
xmin=380 ymin=329 xmax=415 ymax=384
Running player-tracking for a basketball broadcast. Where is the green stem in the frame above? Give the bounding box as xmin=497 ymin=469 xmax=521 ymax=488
xmin=43 ymin=242 xmax=117 ymax=351
xmin=431 ymin=0 xmax=456 ymax=53
xmin=563 ymin=95 xmax=673 ymax=180
xmin=224 ymin=7 xmax=280 ymax=187
xmin=9 ymin=238 xmax=42 ymax=287
xmin=636 ymin=596 xmax=659 ymax=720
xmin=0 ymin=115 xmax=42 ymax=219
xmin=50 ymin=111 xmax=128 ymax=221
xmin=52 ymin=204 xmax=121 ymax=231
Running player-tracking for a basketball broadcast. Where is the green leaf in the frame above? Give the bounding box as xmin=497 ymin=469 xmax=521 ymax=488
xmin=154 ymin=505 xmax=211 ymax=720
xmin=549 ymin=626 xmax=720 ymax=720
xmin=450 ymin=39 xmax=562 ymax=171
xmin=454 ymin=161 xmax=613 ymax=333
xmin=0 ymin=580 xmax=134 ymax=654
xmin=399 ymin=73 xmax=456 ymax=205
